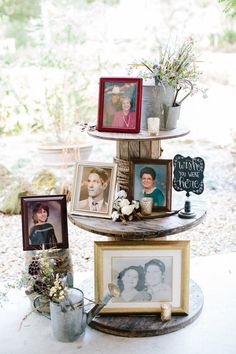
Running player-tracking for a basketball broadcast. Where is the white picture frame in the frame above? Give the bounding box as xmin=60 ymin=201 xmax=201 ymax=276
xmin=70 ymin=161 xmax=117 ymax=218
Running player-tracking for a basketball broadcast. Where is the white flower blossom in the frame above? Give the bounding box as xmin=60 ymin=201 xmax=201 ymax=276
xmin=112 ymin=211 xmax=119 ymax=221
xmin=132 ymin=200 xmax=140 ymax=209
xmin=116 ymin=190 xmax=127 ymax=199
xmin=49 ymin=287 xmax=56 ymax=296
xmin=119 ymin=199 xmax=130 ymax=208
xmin=122 ymin=204 xmax=135 ymax=216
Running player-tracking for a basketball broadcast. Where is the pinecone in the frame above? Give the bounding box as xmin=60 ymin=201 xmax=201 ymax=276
xmin=33 ymin=279 xmax=48 ymax=294
xmin=28 ymin=259 xmax=40 ymax=276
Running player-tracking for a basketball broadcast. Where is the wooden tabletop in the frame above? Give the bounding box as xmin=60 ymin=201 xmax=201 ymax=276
xmin=68 ymin=204 xmax=206 ymax=239
xmin=88 ymin=127 xmax=190 ymax=141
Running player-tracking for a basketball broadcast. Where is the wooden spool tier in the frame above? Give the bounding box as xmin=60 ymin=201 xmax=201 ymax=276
xmin=89 ymin=280 xmax=203 ymax=337
xmin=88 ymin=127 xmax=190 ymax=160
xmin=88 ymin=127 xmax=190 ymax=191
xmin=68 ymin=204 xmax=206 ymax=240
xmin=88 ymin=127 xmax=190 ymax=141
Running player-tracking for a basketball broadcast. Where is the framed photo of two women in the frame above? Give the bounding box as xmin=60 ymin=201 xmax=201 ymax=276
xmin=97 ymin=77 xmax=143 ymax=133
xmin=94 ymin=241 xmax=190 ymax=314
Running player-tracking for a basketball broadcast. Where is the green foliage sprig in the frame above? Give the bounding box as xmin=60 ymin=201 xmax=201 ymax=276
xmin=219 ymin=0 xmax=236 ymax=17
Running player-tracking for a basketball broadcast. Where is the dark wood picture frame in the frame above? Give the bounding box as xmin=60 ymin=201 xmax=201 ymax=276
xmin=21 ymin=195 xmax=69 ymax=251
xmin=97 ymin=77 xmax=143 ymax=133
xmin=130 ymin=159 xmax=172 ymax=212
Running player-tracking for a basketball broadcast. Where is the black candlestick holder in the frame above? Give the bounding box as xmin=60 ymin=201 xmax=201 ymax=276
xmin=178 ymin=192 xmax=196 ymax=219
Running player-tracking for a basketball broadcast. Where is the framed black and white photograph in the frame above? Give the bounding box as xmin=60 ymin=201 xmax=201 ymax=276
xmin=130 ymin=159 xmax=172 ymax=212
xmin=21 ymin=195 xmax=69 ymax=251
xmin=97 ymin=77 xmax=143 ymax=133
xmin=94 ymin=241 xmax=190 ymax=314
xmin=70 ymin=161 xmax=117 ymax=218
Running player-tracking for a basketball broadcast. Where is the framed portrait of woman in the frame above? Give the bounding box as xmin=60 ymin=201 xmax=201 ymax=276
xmin=130 ymin=159 xmax=172 ymax=212
xmin=21 ymin=195 xmax=69 ymax=251
xmin=94 ymin=240 xmax=190 ymax=314
xmin=97 ymin=77 xmax=143 ymax=133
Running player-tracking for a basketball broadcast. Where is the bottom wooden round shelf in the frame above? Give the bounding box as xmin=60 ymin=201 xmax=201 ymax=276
xmin=89 ymin=280 xmax=203 ymax=337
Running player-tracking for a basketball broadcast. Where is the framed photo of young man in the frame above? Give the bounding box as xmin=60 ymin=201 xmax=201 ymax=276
xmin=130 ymin=159 xmax=172 ymax=212
xmin=97 ymin=77 xmax=143 ymax=133
xmin=94 ymin=240 xmax=190 ymax=314
xmin=70 ymin=161 xmax=117 ymax=218
xmin=21 ymin=195 xmax=69 ymax=251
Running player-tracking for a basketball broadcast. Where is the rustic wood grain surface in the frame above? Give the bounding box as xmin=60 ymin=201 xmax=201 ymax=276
xmin=88 ymin=127 xmax=190 ymax=141
xmin=89 ymin=280 xmax=203 ymax=337
xmin=68 ymin=205 xmax=206 ymax=239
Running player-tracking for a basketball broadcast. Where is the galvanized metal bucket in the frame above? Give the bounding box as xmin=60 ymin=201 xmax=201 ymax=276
xmin=50 ymin=288 xmax=85 ymax=342
xmin=141 ymin=82 xmax=175 ymax=130
xmin=33 ymin=283 xmax=120 ymax=342
xmin=161 ymin=104 xmax=181 ymax=130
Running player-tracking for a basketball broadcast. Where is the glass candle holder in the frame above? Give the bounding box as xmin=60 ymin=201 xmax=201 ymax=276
xmin=147 ymin=117 xmax=160 ymax=136
xmin=140 ymin=197 xmax=153 ymax=215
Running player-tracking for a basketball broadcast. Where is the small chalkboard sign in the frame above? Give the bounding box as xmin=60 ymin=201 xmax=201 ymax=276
xmin=173 ymin=154 xmax=205 ymax=218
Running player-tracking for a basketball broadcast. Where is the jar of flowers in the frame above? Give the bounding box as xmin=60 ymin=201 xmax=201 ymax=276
xmin=129 ymin=37 xmax=207 ymax=130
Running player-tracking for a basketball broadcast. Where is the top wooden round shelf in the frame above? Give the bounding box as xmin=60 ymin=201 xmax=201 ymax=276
xmin=68 ymin=204 xmax=206 ymax=239
xmin=88 ymin=127 xmax=190 ymax=141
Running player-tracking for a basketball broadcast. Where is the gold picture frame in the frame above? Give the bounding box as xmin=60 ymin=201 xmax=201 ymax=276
xmin=70 ymin=161 xmax=117 ymax=218
xmin=94 ymin=240 xmax=190 ymax=314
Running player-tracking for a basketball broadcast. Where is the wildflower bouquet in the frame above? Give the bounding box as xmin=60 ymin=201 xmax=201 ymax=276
xmin=49 ymin=273 xmax=68 ymax=302
xmin=129 ymin=37 xmax=207 ymax=106
xmin=20 ymin=250 xmax=68 ymax=303
xmin=112 ymin=190 xmax=142 ymax=225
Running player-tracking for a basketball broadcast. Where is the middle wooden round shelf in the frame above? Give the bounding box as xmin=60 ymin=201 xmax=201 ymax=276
xmin=68 ymin=205 xmax=206 ymax=239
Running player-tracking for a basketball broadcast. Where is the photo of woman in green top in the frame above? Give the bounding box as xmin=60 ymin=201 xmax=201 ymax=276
xmin=131 ymin=159 xmax=172 ymax=212
xmin=140 ymin=167 xmax=164 ymax=206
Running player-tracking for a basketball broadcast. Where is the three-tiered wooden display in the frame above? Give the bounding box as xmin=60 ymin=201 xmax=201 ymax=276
xmin=69 ymin=127 xmax=206 ymax=337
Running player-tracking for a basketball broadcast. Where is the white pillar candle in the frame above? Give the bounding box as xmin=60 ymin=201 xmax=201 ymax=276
xmin=147 ymin=117 xmax=160 ymax=136
xmin=161 ymin=303 xmax=172 ymax=321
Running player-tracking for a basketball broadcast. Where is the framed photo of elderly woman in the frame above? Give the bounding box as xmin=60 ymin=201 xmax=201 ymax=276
xmin=130 ymin=159 xmax=172 ymax=212
xmin=97 ymin=77 xmax=143 ymax=133
xmin=21 ymin=195 xmax=69 ymax=251
xmin=70 ymin=161 xmax=117 ymax=218
xmin=94 ymin=240 xmax=190 ymax=314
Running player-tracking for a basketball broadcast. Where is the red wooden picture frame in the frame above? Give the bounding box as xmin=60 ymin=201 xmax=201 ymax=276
xmin=97 ymin=77 xmax=143 ymax=133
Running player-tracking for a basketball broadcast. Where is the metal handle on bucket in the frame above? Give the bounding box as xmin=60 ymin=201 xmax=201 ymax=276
xmin=33 ymin=295 xmax=51 ymax=319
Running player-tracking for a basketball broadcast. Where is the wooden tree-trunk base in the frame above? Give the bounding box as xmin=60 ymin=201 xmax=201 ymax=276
xmin=89 ymin=280 xmax=203 ymax=337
